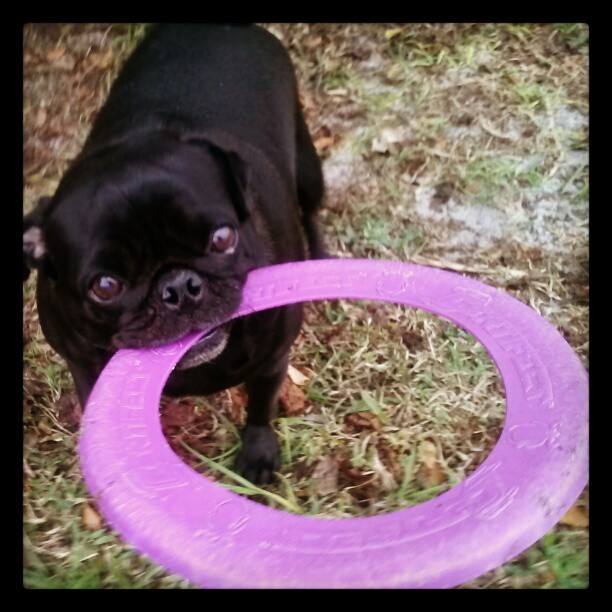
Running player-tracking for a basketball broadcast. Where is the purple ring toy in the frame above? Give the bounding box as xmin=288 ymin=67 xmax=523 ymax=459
xmin=79 ymin=259 xmax=588 ymax=588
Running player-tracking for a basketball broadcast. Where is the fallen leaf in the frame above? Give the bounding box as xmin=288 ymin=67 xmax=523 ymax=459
xmin=337 ymin=456 xmax=379 ymax=506
xmin=434 ymin=137 xmax=450 ymax=152
xmin=370 ymin=446 xmax=397 ymax=492
xmin=46 ymin=48 xmax=65 ymax=62
xmin=56 ymin=393 xmax=82 ymax=428
xmin=299 ymin=91 xmax=316 ymax=112
xmin=416 ymin=440 xmax=446 ymax=488
xmin=364 ymin=302 xmax=389 ymax=325
xmin=24 ymin=431 xmax=38 ymax=449
xmin=385 ymin=27 xmax=406 ymax=40
xmin=279 ymin=378 xmax=307 ymax=416
xmin=401 ymin=330 xmax=425 ymax=350
xmin=538 ymin=568 xmax=558 ymax=585
xmin=311 ymin=456 xmax=339 ymax=496
xmin=34 ymin=107 xmax=47 ymax=129
xmin=37 ymin=420 xmax=52 ymax=435
xmin=82 ymin=504 xmax=102 ymax=531
xmin=559 ymin=503 xmax=589 ymax=528
xmin=57 ymin=56 xmax=77 ymax=71
xmin=314 ymin=136 xmax=335 ymax=152
xmin=464 ymin=182 xmax=482 ymax=195
xmin=386 ymin=63 xmax=404 ymax=81
xmin=287 ymin=365 xmax=309 ymax=386
xmin=371 ymin=127 xmax=411 ymax=154
xmin=431 ymin=182 xmax=454 ymax=206
xmin=314 ymin=125 xmax=342 ymax=153
xmin=76 ymin=86 xmax=95 ymax=101
xmin=161 ymin=399 xmax=196 ymax=427
xmin=304 ymin=35 xmax=323 ymax=49
xmin=45 ymin=49 xmax=76 ymax=71
xmin=345 ymin=411 xmax=382 ymax=433
xmin=229 ymin=386 xmax=248 ymax=409
xmin=479 ymin=117 xmax=517 ymax=141
xmin=23 ymin=52 xmax=37 ymax=66
xmin=404 ymin=157 xmax=427 ymax=176
xmin=87 ymin=48 xmax=113 ymax=69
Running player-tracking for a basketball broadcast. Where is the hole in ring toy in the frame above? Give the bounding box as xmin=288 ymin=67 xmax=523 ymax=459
xmin=79 ymin=259 xmax=588 ymax=589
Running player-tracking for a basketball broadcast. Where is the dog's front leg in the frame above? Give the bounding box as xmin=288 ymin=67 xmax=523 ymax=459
xmin=236 ymin=355 xmax=289 ymax=484
xmin=66 ymin=359 xmax=105 ymax=407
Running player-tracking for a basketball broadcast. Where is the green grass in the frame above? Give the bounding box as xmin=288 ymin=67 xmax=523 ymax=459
xmin=23 ymin=434 xmax=191 ymax=589
xmin=206 ymin=300 xmax=507 ymax=517
xmin=551 ymin=23 xmax=589 ymax=48
xmin=109 ymin=23 xmax=150 ymax=56
xmin=459 ymin=154 xmax=547 ymax=204
xmin=503 ymin=529 xmax=589 ymax=589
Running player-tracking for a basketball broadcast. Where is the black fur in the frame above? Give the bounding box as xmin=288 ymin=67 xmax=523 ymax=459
xmin=23 ymin=24 xmax=327 ymax=484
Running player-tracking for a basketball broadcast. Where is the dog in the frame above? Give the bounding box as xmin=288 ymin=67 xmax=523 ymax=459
xmin=23 ymin=24 xmax=327 ymax=484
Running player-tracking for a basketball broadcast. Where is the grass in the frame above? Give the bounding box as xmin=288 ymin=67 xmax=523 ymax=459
xmin=551 ymin=23 xmax=589 ymax=48
xmin=181 ymin=300 xmax=506 ymax=518
xmin=23 ymin=23 xmax=588 ymax=589
xmin=501 ymin=529 xmax=589 ymax=589
xmin=459 ymin=154 xmax=547 ymax=204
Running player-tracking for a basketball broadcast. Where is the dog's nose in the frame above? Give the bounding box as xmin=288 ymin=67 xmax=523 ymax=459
xmin=158 ymin=269 xmax=204 ymax=310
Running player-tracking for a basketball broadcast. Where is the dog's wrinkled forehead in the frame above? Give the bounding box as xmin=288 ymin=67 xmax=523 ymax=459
xmin=45 ymin=141 xmax=242 ymax=283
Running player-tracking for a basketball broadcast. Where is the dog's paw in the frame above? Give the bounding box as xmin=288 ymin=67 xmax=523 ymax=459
xmin=236 ymin=423 xmax=280 ymax=485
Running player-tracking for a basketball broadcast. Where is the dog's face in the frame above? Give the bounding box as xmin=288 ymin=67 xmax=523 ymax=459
xmin=24 ymin=133 xmax=269 ymax=368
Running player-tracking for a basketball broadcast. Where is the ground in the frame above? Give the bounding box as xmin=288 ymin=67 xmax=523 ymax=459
xmin=23 ymin=23 xmax=589 ymax=589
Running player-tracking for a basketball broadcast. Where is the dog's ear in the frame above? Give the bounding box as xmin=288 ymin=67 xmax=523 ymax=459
xmin=23 ymin=196 xmax=52 ymax=281
xmin=182 ymin=134 xmax=253 ymax=221
xmin=213 ymin=148 xmax=252 ymax=221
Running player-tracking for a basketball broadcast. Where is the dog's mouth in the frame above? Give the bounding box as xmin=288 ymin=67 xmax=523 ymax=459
xmin=175 ymin=321 xmax=232 ymax=370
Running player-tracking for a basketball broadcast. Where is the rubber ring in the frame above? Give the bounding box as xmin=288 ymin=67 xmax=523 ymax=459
xmin=79 ymin=259 xmax=588 ymax=588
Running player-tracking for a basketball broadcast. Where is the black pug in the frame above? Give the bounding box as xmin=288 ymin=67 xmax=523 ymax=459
xmin=23 ymin=24 xmax=327 ymax=484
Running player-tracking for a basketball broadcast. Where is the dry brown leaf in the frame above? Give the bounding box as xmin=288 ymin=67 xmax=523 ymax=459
xmin=34 ymin=107 xmax=47 ymax=129
xmin=416 ymin=440 xmax=446 ymax=488
xmin=345 ymin=411 xmax=382 ymax=433
xmin=299 ymin=91 xmax=315 ymax=112
xmin=312 ymin=456 xmax=339 ymax=496
xmin=76 ymin=86 xmax=95 ymax=101
xmin=287 ymin=364 xmax=309 ymax=386
xmin=479 ymin=117 xmax=516 ymax=141
xmin=538 ymin=568 xmax=558 ymax=585
xmin=37 ymin=420 xmax=52 ymax=435
xmin=46 ymin=49 xmax=76 ymax=71
xmin=386 ymin=63 xmax=404 ymax=81
xmin=434 ymin=137 xmax=450 ymax=152
xmin=314 ymin=136 xmax=335 ymax=152
xmin=161 ymin=399 xmax=196 ymax=427
xmin=464 ymin=182 xmax=482 ymax=195
xmin=559 ymin=503 xmax=589 ymax=528
xmin=56 ymin=393 xmax=82 ymax=428
xmin=371 ymin=127 xmax=411 ymax=154
xmin=24 ymin=431 xmax=38 ymax=449
xmin=401 ymin=330 xmax=425 ymax=351
xmin=229 ymin=386 xmax=248 ymax=409
xmin=304 ymin=35 xmax=323 ymax=49
xmin=87 ymin=49 xmax=113 ymax=69
xmin=226 ymin=386 xmax=248 ymax=425
xmin=279 ymin=378 xmax=307 ymax=416
xmin=46 ymin=48 xmax=65 ymax=62
xmin=82 ymin=503 xmax=102 ymax=531
xmin=337 ymin=456 xmax=379 ymax=506
xmin=23 ymin=52 xmax=37 ymax=66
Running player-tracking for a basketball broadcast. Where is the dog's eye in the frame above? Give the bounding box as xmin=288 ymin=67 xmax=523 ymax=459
xmin=210 ymin=225 xmax=238 ymax=254
xmin=89 ymin=275 xmax=124 ymax=303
